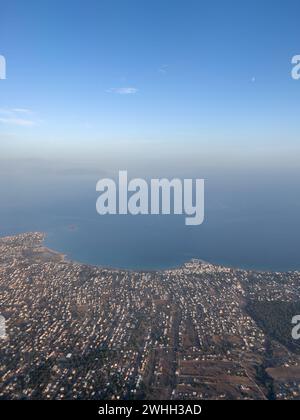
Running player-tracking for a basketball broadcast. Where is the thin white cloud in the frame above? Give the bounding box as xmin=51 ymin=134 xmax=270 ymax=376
xmin=0 ymin=117 xmax=36 ymax=127
xmin=12 ymin=108 xmax=33 ymax=114
xmin=107 ymin=87 xmax=138 ymax=95
xmin=0 ymin=108 xmax=36 ymax=127
xmin=0 ymin=108 xmax=33 ymax=115
xmin=159 ymin=64 xmax=168 ymax=75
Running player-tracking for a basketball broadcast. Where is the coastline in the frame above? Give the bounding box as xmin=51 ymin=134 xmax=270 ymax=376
xmin=41 ymin=232 xmax=300 ymax=275
xmin=40 ymin=246 xmax=67 ymax=263
xmin=1 ymin=230 xmax=298 ymax=275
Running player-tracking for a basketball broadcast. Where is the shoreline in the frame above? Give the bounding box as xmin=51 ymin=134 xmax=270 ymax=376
xmin=1 ymin=230 xmax=299 ymax=275
xmin=40 ymin=246 xmax=67 ymax=263
xmin=42 ymin=233 xmax=300 ymax=275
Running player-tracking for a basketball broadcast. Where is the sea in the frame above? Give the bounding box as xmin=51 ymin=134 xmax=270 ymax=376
xmin=0 ymin=168 xmax=300 ymax=272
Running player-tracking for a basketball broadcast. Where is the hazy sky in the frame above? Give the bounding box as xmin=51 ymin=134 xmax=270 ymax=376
xmin=0 ymin=0 xmax=300 ymax=171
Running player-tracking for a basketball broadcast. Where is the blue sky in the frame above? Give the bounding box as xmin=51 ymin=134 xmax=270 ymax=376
xmin=0 ymin=0 xmax=300 ymax=171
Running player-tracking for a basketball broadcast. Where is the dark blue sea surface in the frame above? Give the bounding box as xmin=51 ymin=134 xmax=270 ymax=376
xmin=0 ymin=170 xmax=300 ymax=271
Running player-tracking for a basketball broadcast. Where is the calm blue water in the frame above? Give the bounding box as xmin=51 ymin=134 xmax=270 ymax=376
xmin=0 ymin=170 xmax=300 ymax=272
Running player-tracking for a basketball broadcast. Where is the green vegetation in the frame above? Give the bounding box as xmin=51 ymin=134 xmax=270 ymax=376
xmin=247 ymin=300 xmax=300 ymax=354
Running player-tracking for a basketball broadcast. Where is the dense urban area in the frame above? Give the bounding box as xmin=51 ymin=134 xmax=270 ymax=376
xmin=0 ymin=232 xmax=300 ymax=400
